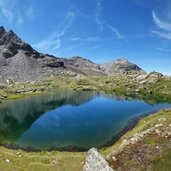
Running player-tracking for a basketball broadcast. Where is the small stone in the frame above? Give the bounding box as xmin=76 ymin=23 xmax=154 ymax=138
xmin=105 ymin=155 xmax=110 ymax=161
xmin=167 ymin=132 xmax=171 ymax=136
xmin=6 ymin=159 xmax=10 ymax=163
xmin=122 ymin=139 xmax=129 ymax=146
xmin=158 ymin=118 xmax=166 ymax=122
xmin=51 ymin=159 xmax=57 ymax=165
xmin=155 ymin=129 xmax=161 ymax=135
xmin=130 ymin=136 xmax=140 ymax=144
xmin=112 ymin=156 xmax=117 ymax=161
xmin=155 ymin=123 xmax=163 ymax=128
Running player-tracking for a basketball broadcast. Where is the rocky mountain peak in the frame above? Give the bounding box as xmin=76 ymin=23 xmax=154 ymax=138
xmin=0 ymin=26 xmax=5 ymax=34
xmin=0 ymin=26 xmax=38 ymax=59
xmin=100 ymin=58 xmax=142 ymax=74
xmin=0 ymin=27 xmax=22 ymax=45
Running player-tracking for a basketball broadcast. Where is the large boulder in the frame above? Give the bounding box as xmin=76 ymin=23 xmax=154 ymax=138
xmin=83 ymin=148 xmax=113 ymax=171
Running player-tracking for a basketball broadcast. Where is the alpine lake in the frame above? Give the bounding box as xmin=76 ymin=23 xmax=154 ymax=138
xmin=0 ymin=88 xmax=171 ymax=151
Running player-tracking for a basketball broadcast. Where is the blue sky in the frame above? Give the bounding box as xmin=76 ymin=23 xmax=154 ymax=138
xmin=0 ymin=0 xmax=171 ymax=75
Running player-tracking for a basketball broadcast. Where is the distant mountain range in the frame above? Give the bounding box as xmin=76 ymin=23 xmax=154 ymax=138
xmin=0 ymin=26 xmax=142 ymax=83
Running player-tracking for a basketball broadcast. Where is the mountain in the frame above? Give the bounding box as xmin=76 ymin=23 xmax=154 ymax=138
xmin=100 ymin=59 xmax=142 ymax=74
xmin=0 ymin=26 xmax=143 ymax=83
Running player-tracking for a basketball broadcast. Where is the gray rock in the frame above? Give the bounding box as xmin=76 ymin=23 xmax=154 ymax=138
xmin=83 ymin=148 xmax=113 ymax=171
xmin=51 ymin=159 xmax=58 ymax=165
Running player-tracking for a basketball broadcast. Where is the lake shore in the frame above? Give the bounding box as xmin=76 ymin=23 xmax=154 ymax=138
xmin=1 ymin=74 xmax=171 ymax=105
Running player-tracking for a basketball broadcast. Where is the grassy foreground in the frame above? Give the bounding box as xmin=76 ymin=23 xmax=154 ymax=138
xmin=0 ymin=147 xmax=86 ymax=171
xmin=0 ymin=108 xmax=171 ymax=171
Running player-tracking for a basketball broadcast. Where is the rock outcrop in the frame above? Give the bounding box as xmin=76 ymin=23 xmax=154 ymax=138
xmin=83 ymin=148 xmax=113 ymax=171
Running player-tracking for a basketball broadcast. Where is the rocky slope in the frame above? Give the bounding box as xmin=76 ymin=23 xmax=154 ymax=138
xmin=0 ymin=26 xmax=144 ymax=83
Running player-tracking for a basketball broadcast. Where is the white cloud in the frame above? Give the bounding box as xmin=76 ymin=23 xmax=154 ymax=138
xmin=0 ymin=0 xmax=16 ymax=23
xmin=152 ymin=11 xmax=171 ymax=32
xmin=152 ymin=30 xmax=171 ymax=40
xmin=56 ymin=11 xmax=76 ymax=38
xmin=33 ymin=33 xmax=62 ymax=53
xmin=0 ymin=0 xmax=15 ymax=8
xmin=156 ymin=47 xmax=171 ymax=52
xmin=2 ymin=8 xmax=13 ymax=23
xmin=0 ymin=1 xmax=7 ymax=7
xmin=145 ymin=45 xmax=171 ymax=53
xmin=95 ymin=0 xmax=104 ymax=31
xmin=16 ymin=11 xmax=23 ymax=25
xmin=26 ymin=6 xmax=34 ymax=19
xmin=0 ymin=0 xmax=36 ymax=25
xmin=108 ymin=25 xmax=127 ymax=40
xmin=34 ymin=38 xmax=61 ymax=52
xmin=33 ymin=11 xmax=76 ymax=53
xmin=152 ymin=11 xmax=171 ymax=40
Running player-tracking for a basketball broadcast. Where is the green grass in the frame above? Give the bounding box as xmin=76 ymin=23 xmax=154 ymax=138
xmin=0 ymin=146 xmax=86 ymax=171
xmin=152 ymin=149 xmax=171 ymax=171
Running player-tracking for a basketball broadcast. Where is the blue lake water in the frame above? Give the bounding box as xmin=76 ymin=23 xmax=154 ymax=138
xmin=0 ymin=88 xmax=170 ymax=151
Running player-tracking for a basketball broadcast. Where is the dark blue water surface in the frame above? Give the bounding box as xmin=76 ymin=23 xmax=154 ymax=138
xmin=0 ymin=88 xmax=170 ymax=151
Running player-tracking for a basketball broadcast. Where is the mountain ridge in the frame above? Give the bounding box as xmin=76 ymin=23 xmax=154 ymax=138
xmin=0 ymin=26 xmax=143 ymax=83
